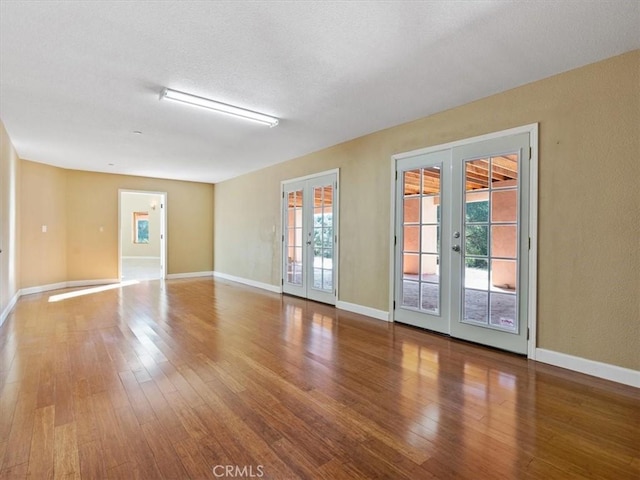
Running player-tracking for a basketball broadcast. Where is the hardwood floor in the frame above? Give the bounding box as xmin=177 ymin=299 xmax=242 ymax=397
xmin=0 ymin=278 xmax=638 ymax=479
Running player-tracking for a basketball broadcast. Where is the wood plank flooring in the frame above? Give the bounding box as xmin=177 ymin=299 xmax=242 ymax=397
xmin=0 ymin=278 xmax=638 ymax=479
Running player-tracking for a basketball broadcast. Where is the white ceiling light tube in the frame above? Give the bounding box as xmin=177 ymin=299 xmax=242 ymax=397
xmin=160 ymin=88 xmax=279 ymax=127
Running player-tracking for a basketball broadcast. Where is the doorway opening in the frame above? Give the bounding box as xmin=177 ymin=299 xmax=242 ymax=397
xmin=119 ymin=190 xmax=167 ymax=281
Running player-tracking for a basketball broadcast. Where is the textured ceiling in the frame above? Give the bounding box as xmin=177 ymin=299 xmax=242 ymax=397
xmin=1 ymin=1 xmax=638 ymax=184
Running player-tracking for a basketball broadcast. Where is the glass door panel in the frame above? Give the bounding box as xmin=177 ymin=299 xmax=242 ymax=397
xmin=462 ymin=153 xmax=519 ymax=332
xmin=286 ymin=190 xmax=304 ymax=285
xmin=394 ymin=149 xmax=451 ymax=333
xmin=450 ymin=133 xmax=530 ymax=354
xmin=282 ymin=182 xmax=307 ymax=299
xmin=310 ymin=183 xmax=334 ymax=295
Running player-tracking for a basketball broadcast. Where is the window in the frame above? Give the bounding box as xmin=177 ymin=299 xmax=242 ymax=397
xmin=133 ymin=212 xmax=149 ymax=244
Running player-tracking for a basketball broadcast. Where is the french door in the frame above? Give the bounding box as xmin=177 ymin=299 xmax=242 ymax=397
xmin=394 ymin=131 xmax=532 ymax=354
xmin=282 ymin=171 xmax=338 ymax=305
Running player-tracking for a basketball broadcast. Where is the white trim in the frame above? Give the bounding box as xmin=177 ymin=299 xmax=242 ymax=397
xmin=213 ymin=271 xmax=282 ymax=293
xmin=118 ymin=189 xmax=168 ymax=196
xmin=66 ymin=279 xmax=120 ymax=288
xmin=336 ymin=301 xmax=390 ymax=322
xmin=527 ymin=125 xmax=539 ymax=359
xmin=334 ymin=173 xmax=340 ymax=306
xmin=392 ymin=123 xmax=540 ymax=161
xmin=20 ymin=279 xmax=121 ymax=296
xmin=536 ymin=348 xmax=640 ymax=388
xmin=0 ymin=291 xmax=20 ymax=328
xmin=20 ymin=282 xmax=69 ymax=296
xmin=388 ymin=153 xmax=397 ymax=323
xmin=166 ymin=271 xmax=214 ymax=280
xmin=389 ymin=123 xmax=539 ymax=358
xmin=121 ymin=256 xmax=161 ymax=260
xmin=281 ymin=168 xmax=340 ymax=185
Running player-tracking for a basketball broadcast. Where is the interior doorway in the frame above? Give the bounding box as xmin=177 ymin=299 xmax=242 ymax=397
xmin=119 ymin=190 xmax=166 ymax=281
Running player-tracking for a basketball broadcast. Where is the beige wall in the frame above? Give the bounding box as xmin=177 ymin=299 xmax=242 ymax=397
xmin=20 ymin=160 xmax=67 ymax=287
xmin=214 ymin=51 xmax=640 ymax=370
xmin=0 ymin=121 xmax=20 ymax=318
xmin=120 ymin=192 xmax=162 ymax=258
xmin=65 ymin=170 xmax=213 ymax=280
xmin=19 ymin=163 xmax=214 ymax=286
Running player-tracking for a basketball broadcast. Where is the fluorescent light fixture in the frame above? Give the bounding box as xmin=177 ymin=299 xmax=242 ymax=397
xmin=160 ymin=88 xmax=279 ymax=127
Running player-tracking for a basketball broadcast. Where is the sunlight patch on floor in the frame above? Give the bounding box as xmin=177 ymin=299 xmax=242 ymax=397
xmin=48 ymin=280 xmax=140 ymax=302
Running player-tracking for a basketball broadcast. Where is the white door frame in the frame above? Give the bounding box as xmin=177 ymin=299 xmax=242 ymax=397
xmin=118 ymin=189 xmax=167 ymax=280
xmin=389 ymin=124 xmax=538 ymax=358
xmin=281 ymin=168 xmax=340 ymax=304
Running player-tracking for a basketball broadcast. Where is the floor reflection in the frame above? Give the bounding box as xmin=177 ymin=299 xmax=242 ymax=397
xmin=394 ymin=332 xmax=528 ymax=478
xmin=3 ymin=279 xmax=636 ymax=479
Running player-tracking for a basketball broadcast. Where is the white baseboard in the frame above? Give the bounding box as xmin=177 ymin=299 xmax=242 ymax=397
xmin=536 ymin=348 xmax=639 ymax=388
xmin=166 ymin=271 xmax=214 ymax=280
xmin=121 ymin=256 xmax=160 ymax=260
xmin=213 ymin=271 xmax=282 ymax=294
xmin=336 ymin=300 xmax=390 ymax=322
xmin=0 ymin=291 xmax=20 ymax=328
xmin=20 ymin=279 xmax=120 ymax=296
xmin=21 ymin=281 xmax=69 ymax=296
xmin=67 ymin=279 xmax=120 ymax=288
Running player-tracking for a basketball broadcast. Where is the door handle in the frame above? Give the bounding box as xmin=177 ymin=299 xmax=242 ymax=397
xmin=306 ymin=241 xmax=312 ymax=245
xmin=452 ymin=245 xmax=460 ymax=252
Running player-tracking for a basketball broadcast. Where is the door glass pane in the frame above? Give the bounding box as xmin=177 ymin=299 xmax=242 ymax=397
xmin=322 ymin=271 xmax=332 ymax=290
xmin=401 ymin=165 xmax=441 ymax=313
xmin=421 ymin=226 xmax=439 ymax=253
xmin=404 ymin=197 xmax=419 ymax=223
xmin=491 ymin=154 xmax=518 ymax=187
xmin=491 ymin=225 xmax=517 ymax=259
xmin=491 ymin=190 xmax=517 ymax=222
xmin=462 ymin=153 xmax=520 ymax=333
xmin=465 ymin=197 xmax=489 ymax=222
xmin=491 ymin=259 xmax=517 ymax=290
xmin=312 ymin=185 xmax=333 ymax=292
xmin=421 ymin=254 xmax=439 ymax=279
xmin=403 ymin=280 xmax=419 ymax=308
xmin=286 ymin=191 xmax=303 ymax=285
xmin=404 ymin=170 xmax=420 ymax=195
xmin=421 ymin=283 xmax=438 ymax=311
xmin=465 ymin=159 xmax=489 ymax=191
xmin=465 ymin=225 xmax=488 ymax=257
xmin=490 ymin=293 xmax=517 ymax=328
xmin=422 ymin=167 xmax=441 ymax=194
xmin=464 ymin=289 xmax=489 ymax=324
xmin=404 ymin=225 xmax=419 ymax=252
xmin=403 ymin=253 xmax=419 ymax=280
xmin=465 ymin=258 xmax=488 ymax=290
xmin=421 ymin=195 xmax=440 ymax=222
